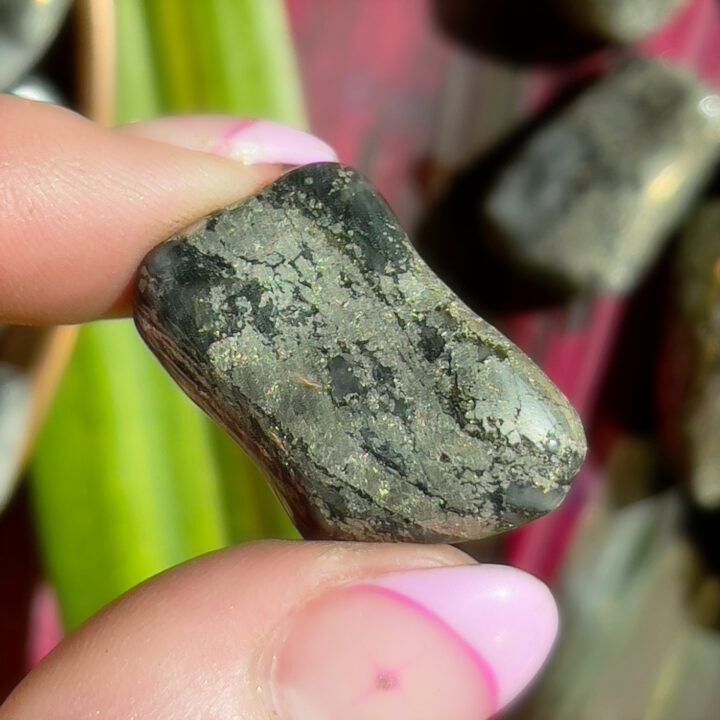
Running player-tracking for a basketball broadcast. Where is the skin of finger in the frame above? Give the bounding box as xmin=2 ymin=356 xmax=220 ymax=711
xmin=0 ymin=541 xmax=473 ymax=720
xmin=0 ymin=96 xmax=282 ymax=325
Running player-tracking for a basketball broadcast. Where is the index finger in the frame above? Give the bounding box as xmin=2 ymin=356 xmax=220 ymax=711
xmin=0 ymin=97 xmax=285 ymax=325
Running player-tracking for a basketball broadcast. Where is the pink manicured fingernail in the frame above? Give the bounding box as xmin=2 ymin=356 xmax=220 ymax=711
xmin=121 ymin=116 xmax=337 ymax=166
xmin=268 ymin=565 xmax=558 ymax=720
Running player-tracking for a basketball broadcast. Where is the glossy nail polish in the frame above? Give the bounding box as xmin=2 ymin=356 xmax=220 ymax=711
xmin=266 ymin=565 xmax=558 ymax=720
xmin=213 ymin=119 xmax=338 ymax=166
xmin=123 ymin=116 xmax=337 ymax=166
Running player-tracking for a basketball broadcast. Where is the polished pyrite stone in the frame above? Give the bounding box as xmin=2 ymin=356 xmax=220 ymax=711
xmin=484 ymin=59 xmax=720 ymax=295
xmin=554 ymin=0 xmax=686 ymax=43
xmin=134 ymin=163 xmax=586 ymax=543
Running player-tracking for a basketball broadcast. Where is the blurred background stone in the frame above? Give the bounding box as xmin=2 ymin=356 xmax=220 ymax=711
xmin=660 ymin=201 xmax=720 ymax=508
xmin=0 ymin=363 xmax=31 ymax=512
xmin=431 ymin=0 xmax=607 ymax=65
xmin=484 ymin=59 xmax=720 ymax=296
xmin=554 ymin=0 xmax=688 ymax=44
xmin=0 ymin=0 xmax=71 ymax=91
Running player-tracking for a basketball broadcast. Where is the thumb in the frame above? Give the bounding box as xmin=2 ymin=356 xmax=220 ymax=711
xmin=0 ymin=541 xmax=557 ymax=720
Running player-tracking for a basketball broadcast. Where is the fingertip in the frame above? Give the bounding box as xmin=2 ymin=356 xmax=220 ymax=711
xmin=0 ymin=98 xmax=283 ymax=324
xmin=0 ymin=543 xmax=553 ymax=720
xmin=270 ymin=563 xmax=558 ymax=720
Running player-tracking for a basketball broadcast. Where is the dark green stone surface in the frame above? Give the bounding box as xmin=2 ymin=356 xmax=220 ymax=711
xmin=484 ymin=59 xmax=720 ymax=295
xmin=134 ymin=163 xmax=586 ymax=542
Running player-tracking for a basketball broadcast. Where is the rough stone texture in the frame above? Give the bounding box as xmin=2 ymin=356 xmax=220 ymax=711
xmin=675 ymin=202 xmax=720 ymax=508
xmin=554 ymin=0 xmax=686 ymax=43
xmin=484 ymin=58 xmax=720 ymax=296
xmin=134 ymin=163 xmax=586 ymax=543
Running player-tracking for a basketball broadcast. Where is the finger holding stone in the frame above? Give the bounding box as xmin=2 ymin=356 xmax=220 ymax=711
xmin=0 ymin=96 xmax=334 ymax=324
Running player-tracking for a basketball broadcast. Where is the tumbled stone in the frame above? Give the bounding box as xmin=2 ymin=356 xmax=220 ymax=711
xmin=484 ymin=59 xmax=720 ymax=295
xmin=673 ymin=201 xmax=720 ymax=508
xmin=554 ymin=0 xmax=686 ymax=44
xmin=134 ymin=163 xmax=586 ymax=543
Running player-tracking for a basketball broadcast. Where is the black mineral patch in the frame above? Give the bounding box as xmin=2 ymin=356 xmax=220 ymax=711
xmin=328 ymin=355 xmax=364 ymax=403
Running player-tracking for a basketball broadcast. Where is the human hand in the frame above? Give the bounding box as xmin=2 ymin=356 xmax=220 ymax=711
xmin=0 ymin=96 xmax=557 ymax=720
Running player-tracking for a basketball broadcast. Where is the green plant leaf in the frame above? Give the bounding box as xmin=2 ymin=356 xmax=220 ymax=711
xmin=30 ymin=0 xmax=306 ymax=630
xmin=31 ymin=322 xmax=228 ymax=629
